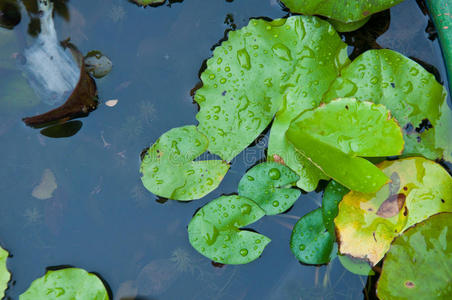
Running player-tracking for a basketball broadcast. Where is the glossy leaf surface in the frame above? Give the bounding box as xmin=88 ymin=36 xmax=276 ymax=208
xmin=195 ymin=15 xmax=349 ymax=162
xmin=188 ymin=195 xmax=270 ymax=265
xmin=140 ymin=126 xmax=229 ymax=200
xmin=238 ymin=162 xmax=301 ymax=215
xmin=377 ymin=213 xmax=452 ymax=299
xmin=265 ymin=18 xmax=349 ymax=191
xmin=290 ymin=208 xmax=336 ymax=264
xmin=19 ymin=268 xmax=109 ymax=300
xmin=325 ymin=49 xmax=452 ymax=162
xmin=287 ymin=98 xmax=404 ymax=193
xmin=322 ymin=180 xmax=349 ymax=230
xmin=281 ymin=0 xmax=404 ymax=23
xmin=335 ymin=157 xmax=452 ymax=265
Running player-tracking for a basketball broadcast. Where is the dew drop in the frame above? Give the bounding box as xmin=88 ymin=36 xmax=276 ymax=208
xmin=268 ymin=168 xmax=281 ymax=180
xmin=240 ymin=249 xmax=248 ymax=256
xmin=299 ymin=244 xmax=306 ymax=251
xmin=237 ymin=48 xmax=251 ymax=70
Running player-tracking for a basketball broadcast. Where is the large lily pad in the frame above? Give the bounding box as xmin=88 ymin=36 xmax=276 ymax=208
xmin=140 ymin=125 xmax=229 ymax=200
xmin=188 ymin=195 xmax=271 ymax=264
xmin=0 ymin=246 xmax=10 ymax=299
xmin=280 ymin=0 xmax=404 ymax=23
xmin=195 ymin=15 xmax=349 ymax=162
xmin=290 ymin=208 xmax=336 ymax=265
xmin=238 ymin=162 xmax=301 ymax=215
xmin=335 ymin=157 xmax=452 ymax=266
xmin=324 ymin=49 xmax=452 ymax=162
xmin=287 ymin=98 xmax=404 ymax=193
xmin=19 ymin=268 xmax=109 ymax=300
xmin=377 ymin=213 xmax=452 ymax=299
xmin=266 ymin=20 xmax=349 ymax=191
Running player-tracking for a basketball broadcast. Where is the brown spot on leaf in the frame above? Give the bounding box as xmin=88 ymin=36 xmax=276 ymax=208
xmin=376 ymin=193 xmax=406 ymax=218
xmin=405 ymin=281 xmax=415 ymax=288
xmin=363 ymin=10 xmax=371 ymax=16
xmin=273 ymin=154 xmax=285 ymax=165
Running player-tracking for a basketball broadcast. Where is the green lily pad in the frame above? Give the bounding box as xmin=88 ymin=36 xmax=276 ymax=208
xmin=324 ymin=49 xmax=452 ymax=162
xmin=281 ymin=0 xmax=404 ymax=23
xmin=0 ymin=246 xmax=10 ymax=299
xmin=140 ymin=125 xmax=229 ymax=201
xmin=19 ymin=268 xmax=109 ymax=300
xmin=195 ymin=15 xmax=349 ymax=162
xmin=290 ymin=208 xmax=337 ymax=264
xmin=237 ymin=162 xmax=301 ymax=215
xmin=329 ymin=17 xmax=371 ymax=33
xmin=322 ymin=180 xmax=349 ymax=230
xmin=338 ymin=255 xmax=375 ymax=276
xmin=335 ymin=157 xmax=452 ymax=266
xmin=188 ymin=195 xmax=271 ymax=264
xmin=377 ymin=213 xmax=452 ymax=299
xmin=266 ymin=21 xmax=349 ymax=191
xmin=287 ymin=98 xmax=404 ymax=193
xmin=131 ymin=0 xmax=165 ymax=7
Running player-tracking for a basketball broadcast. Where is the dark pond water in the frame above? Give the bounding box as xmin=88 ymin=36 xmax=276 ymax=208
xmin=0 ymin=0 xmax=449 ymax=299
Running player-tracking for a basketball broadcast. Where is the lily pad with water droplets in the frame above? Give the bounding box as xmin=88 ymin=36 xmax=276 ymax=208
xmin=324 ymin=49 xmax=452 ymax=162
xmin=0 ymin=246 xmax=10 ymax=299
xmin=140 ymin=126 xmax=229 ymax=201
xmin=195 ymin=15 xmax=349 ymax=162
xmin=290 ymin=208 xmax=337 ymax=265
xmin=322 ymin=180 xmax=349 ymax=230
xmin=264 ymin=17 xmax=349 ymax=192
xmin=335 ymin=157 xmax=452 ymax=266
xmin=19 ymin=268 xmax=109 ymax=300
xmin=281 ymin=0 xmax=404 ymax=23
xmin=287 ymin=98 xmax=404 ymax=193
xmin=238 ymin=162 xmax=301 ymax=215
xmin=188 ymin=195 xmax=271 ymax=265
xmin=377 ymin=213 xmax=452 ymax=299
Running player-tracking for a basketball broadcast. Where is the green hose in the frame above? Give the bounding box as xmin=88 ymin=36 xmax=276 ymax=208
xmin=427 ymin=0 xmax=452 ymax=90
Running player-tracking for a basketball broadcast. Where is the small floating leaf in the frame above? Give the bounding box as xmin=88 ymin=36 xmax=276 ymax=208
xmin=238 ymin=162 xmax=301 ymax=215
xmin=0 ymin=246 xmax=10 ymax=299
xmin=324 ymin=49 xmax=452 ymax=162
xmin=290 ymin=208 xmax=336 ymax=265
xmin=322 ymin=180 xmax=349 ymax=230
xmin=377 ymin=213 xmax=452 ymax=299
xmin=281 ymin=0 xmax=404 ymax=23
xmin=196 ymin=15 xmax=349 ymax=162
xmin=338 ymin=255 xmax=375 ymax=276
xmin=188 ymin=195 xmax=270 ymax=264
xmin=287 ymin=98 xmax=404 ymax=193
xmin=335 ymin=157 xmax=452 ymax=266
xmin=140 ymin=125 xmax=229 ymax=200
xmin=19 ymin=268 xmax=109 ymax=300
xmin=329 ymin=17 xmax=371 ymax=33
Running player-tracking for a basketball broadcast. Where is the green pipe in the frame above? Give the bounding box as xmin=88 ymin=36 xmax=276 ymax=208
xmin=427 ymin=0 xmax=452 ymax=90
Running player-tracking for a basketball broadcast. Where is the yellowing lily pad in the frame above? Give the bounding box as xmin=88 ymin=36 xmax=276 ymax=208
xmin=324 ymin=49 xmax=452 ymax=162
xmin=19 ymin=268 xmax=109 ymax=300
xmin=287 ymin=98 xmax=404 ymax=193
xmin=238 ymin=162 xmax=301 ymax=215
xmin=377 ymin=213 xmax=452 ymax=299
xmin=0 ymin=246 xmax=10 ymax=299
xmin=195 ymin=15 xmax=349 ymax=162
xmin=140 ymin=125 xmax=229 ymax=200
xmin=335 ymin=157 xmax=452 ymax=266
xmin=188 ymin=195 xmax=271 ymax=265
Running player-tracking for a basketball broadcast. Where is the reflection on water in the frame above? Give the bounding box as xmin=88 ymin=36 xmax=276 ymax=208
xmin=0 ymin=0 xmax=449 ymax=299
